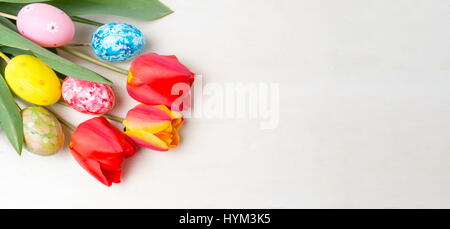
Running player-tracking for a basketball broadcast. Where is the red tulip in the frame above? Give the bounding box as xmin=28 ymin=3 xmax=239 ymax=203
xmin=127 ymin=53 xmax=195 ymax=111
xmin=69 ymin=117 xmax=137 ymax=186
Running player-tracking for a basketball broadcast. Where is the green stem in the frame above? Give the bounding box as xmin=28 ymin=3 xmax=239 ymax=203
xmin=14 ymin=98 xmax=75 ymax=131
xmin=71 ymin=16 xmax=103 ymax=27
xmin=56 ymin=116 xmax=76 ymax=131
xmin=14 ymin=102 xmax=22 ymax=111
xmin=42 ymin=106 xmax=75 ymax=131
xmin=58 ymin=46 xmax=129 ymax=76
xmin=58 ymin=100 xmax=124 ymax=123
xmin=0 ymin=12 xmax=17 ymax=20
xmin=0 ymin=51 xmax=11 ymax=63
xmin=67 ymin=43 xmax=91 ymax=47
xmin=102 ymin=114 xmax=124 ymax=123
xmin=57 ymin=100 xmax=69 ymax=107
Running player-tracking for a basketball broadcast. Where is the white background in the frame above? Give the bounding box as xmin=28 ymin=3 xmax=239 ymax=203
xmin=1 ymin=0 xmax=450 ymax=208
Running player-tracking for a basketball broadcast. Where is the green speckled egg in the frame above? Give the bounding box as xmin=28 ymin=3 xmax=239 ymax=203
xmin=22 ymin=107 xmax=65 ymax=155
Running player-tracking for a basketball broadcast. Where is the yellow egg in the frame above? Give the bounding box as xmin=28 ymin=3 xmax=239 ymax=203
xmin=5 ymin=55 xmax=61 ymax=105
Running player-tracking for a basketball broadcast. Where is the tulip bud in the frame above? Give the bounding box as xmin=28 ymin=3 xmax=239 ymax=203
xmin=62 ymin=77 xmax=115 ymax=115
xmin=22 ymin=107 xmax=65 ymax=156
xmin=70 ymin=117 xmax=137 ymax=186
xmin=123 ymin=104 xmax=183 ymax=151
xmin=127 ymin=53 xmax=195 ymax=111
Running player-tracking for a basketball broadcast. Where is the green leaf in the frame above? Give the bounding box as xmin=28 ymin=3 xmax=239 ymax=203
xmin=0 ymin=16 xmax=17 ymax=31
xmin=0 ymin=55 xmax=6 ymax=75
xmin=49 ymin=0 xmax=173 ymax=20
xmin=0 ymin=23 xmax=111 ymax=84
xmin=0 ymin=0 xmax=173 ymax=20
xmin=0 ymin=0 xmax=49 ymax=3
xmin=0 ymin=72 xmax=23 ymax=155
xmin=0 ymin=3 xmax=21 ymax=15
xmin=71 ymin=16 xmax=103 ymax=26
xmin=0 ymin=46 xmax=32 ymax=56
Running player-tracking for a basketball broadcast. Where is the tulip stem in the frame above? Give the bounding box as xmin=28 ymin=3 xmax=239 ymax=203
xmin=14 ymin=102 xmax=22 ymax=111
xmin=57 ymin=100 xmax=69 ymax=107
xmin=57 ymin=116 xmax=76 ymax=131
xmin=102 ymin=114 xmax=124 ymax=123
xmin=0 ymin=51 xmax=11 ymax=63
xmin=58 ymin=46 xmax=129 ymax=76
xmin=67 ymin=43 xmax=91 ymax=47
xmin=44 ymin=106 xmax=76 ymax=131
xmin=58 ymin=100 xmax=124 ymax=123
xmin=0 ymin=12 xmax=17 ymax=20
xmin=70 ymin=16 xmax=103 ymax=27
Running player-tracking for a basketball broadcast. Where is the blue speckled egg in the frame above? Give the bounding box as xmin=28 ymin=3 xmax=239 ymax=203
xmin=91 ymin=23 xmax=145 ymax=62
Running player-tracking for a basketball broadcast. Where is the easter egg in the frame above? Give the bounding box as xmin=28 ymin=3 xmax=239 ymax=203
xmin=22 ymin=107 xmax=65 ymax=156
xmin=91 ymin=23 xmax=145 ymax=62
xmin=62 ymin=77 xmax=115 ymax=115
xmin=5 ymin=55 xmax=61 ymax=105
xmin=17 ymin=3 xmax=75 ymax=47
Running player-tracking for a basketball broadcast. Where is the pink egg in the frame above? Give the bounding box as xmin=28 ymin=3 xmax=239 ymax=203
xmin=62 ymin=77 xmax=115 ymax=115
xmin=17 ymin=3 xmax=75 ymax=47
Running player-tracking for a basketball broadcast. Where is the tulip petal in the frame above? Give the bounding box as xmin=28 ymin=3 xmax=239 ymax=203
xmin=71 ymin=150 xmax=120 ymax=187
xmin=97 ymin=156 xmax=124 ymax=171
xmin=172 ymin=118 xmax=184 ymax=131
xmin=69 ymin=117 xmax=136 ymax=186
xmin=124 ymin=104 xmax=175 ymax=134
xmin=122 ymin=135 xmax=138 ymax=158
xmin=154 ymin=105 xmax=181 ymax=118
xmin=102 ymin=170 xmax=121 ymax=184
xmin=155 ymin=131 xmax=173 ymax=145
xmin=124 ymin=119 xmax=171 ymax=134
xmin=123 ymin=104 xmax=185 ymax=151
xmin=170 ymin=130 xmax=180 ymax=148
xmin=127 ymin=83 xmax=173 ymax=108
xmin=127 ymin=53 xmax=195 ymax=111
xmin=125 ymin=104 xmax=170 ymax=122
xmin=125 ymin=128 xmax=169 ymax=151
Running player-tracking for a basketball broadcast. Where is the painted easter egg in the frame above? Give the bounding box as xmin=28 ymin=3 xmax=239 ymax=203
xmin=22 ymin=107 xmax=65 ymax=156
xmin=62 ymin=77 xmax=115 ymax=115
xmin=91 ymin=23 xmax=145 ymax=62
xmin=5 ymin=55 xmax=61 ymax=106
xmin=17 ymin=3 xmax=75 ymax=47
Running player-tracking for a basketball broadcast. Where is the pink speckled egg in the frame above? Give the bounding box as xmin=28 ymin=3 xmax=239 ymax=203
xmin=62 ymin=77 xmax=115 ymax=115
xmin=17 ymin=3 xmax=75 ymax=47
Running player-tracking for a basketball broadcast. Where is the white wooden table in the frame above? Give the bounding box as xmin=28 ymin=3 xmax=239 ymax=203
xmin=0 ymin=0 xmax=449 ymax=208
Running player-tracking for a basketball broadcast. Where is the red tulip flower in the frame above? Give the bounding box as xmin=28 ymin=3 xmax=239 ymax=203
xmin=127 ymin=53 xmax=195 ymax=111
xmin=69 ymin=117 xmax=137 ymax=186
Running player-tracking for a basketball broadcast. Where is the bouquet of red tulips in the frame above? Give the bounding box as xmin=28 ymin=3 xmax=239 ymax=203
xmin=0 ymin=0 xmax=195 ymax=186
